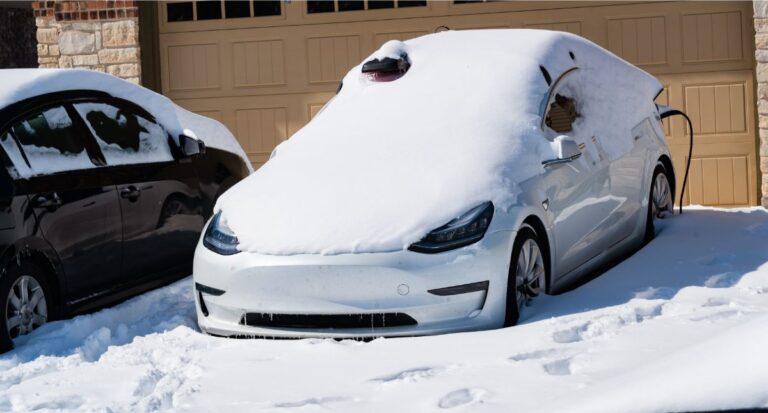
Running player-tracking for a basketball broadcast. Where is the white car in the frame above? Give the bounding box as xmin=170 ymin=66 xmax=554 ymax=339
xmin=193 ymin=29 xmax=675 ymax=338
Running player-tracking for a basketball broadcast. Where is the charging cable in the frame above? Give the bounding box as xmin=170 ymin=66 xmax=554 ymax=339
xmin=658 ymin=108 xmax=693 ymax=214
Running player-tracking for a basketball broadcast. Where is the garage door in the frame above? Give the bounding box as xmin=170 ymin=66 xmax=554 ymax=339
xmin=157 ymin=0 xmax=759 ymax=206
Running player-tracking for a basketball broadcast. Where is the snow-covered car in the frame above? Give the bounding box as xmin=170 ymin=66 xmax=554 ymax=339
xmin=193 ymin=29 xmax=675 ymax=338
xmin=0 ymin=69 xmax=251 ymax=352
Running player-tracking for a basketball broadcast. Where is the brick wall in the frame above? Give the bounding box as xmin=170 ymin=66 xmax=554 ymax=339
xmin=754 ymin=1 xmax=768 ymax=207
xmin=0 ymin=6 xmax=38 ymax=68
xmin=32 ymin=1 xmax=141 ymax=83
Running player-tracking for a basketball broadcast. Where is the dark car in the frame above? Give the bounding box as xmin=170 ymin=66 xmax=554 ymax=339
xmin=0 ymin=89 xmax=249 ymax=352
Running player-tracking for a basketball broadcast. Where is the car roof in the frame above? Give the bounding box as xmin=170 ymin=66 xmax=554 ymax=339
xmin=0 ymin=69 xmax=185 ymax=136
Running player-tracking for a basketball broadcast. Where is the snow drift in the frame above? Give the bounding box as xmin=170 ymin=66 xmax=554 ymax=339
xmin=217 ymin=29 xmax=662 ymax=255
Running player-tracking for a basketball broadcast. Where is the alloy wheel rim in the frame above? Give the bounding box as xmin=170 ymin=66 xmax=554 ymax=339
xmin=515 ymin=238 xmax=545 ymax=311
xmin=6 ymin=275 xmax=47 ymax=339
xmin=652 ymin=172 xmax=672 ymax=219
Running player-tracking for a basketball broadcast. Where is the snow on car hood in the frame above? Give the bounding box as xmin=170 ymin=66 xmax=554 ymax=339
xmin=217 ymin=29 xmax=662 ymax=255
xmin=0 ymin=69 xmax=250 ymax=167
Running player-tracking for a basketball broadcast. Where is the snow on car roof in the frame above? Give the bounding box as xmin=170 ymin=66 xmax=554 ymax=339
xmin=217 ymin=29 xmax=663 ymax=255
xmin=0 ymin=68 xmax=250 ymax=165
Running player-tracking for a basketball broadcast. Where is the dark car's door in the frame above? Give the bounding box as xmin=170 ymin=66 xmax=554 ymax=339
xmin=72 ymin=100 xmax=204 ymax=283
xmin=0 ymin=104 xmax=123 ymax=301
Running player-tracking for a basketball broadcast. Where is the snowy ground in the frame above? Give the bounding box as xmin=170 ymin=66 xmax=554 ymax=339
xmin=2 ymin=206 xmax=768 ymax=413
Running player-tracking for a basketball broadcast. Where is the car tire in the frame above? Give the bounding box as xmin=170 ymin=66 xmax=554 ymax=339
xmin=0 ymin=261 xmax=54 ymax=353
xmin=504 ymin=225 xmax=546 ymax=327
xmin=644 ymin=163 xmax=674 ymax=243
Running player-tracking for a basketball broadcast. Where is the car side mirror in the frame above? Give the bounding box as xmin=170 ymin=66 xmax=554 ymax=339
xmin=179 ymin=134 xmax=206 ymax=158
xmin=542 ymin=135 xmax=582 ymax=167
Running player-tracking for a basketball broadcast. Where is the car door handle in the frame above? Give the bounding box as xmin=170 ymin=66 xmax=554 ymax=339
xmin=542 ymin=153 xmax=582 ymax=167
xmin=31 ymin=192 xmax=62 ymax=209
xmin=120 ymin=186 xmax=141 ymax=201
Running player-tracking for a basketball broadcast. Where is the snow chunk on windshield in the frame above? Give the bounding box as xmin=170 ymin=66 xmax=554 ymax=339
xmin=217 ymin=29 xmax=662 ymax=255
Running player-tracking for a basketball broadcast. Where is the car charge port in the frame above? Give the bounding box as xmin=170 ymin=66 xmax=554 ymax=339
xmin=362 ymin=53 xmax=410 ymax=82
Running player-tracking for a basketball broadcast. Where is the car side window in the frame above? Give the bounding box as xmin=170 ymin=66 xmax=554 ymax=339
xmin=0 ymin=131 xmax=33 ymax=178
xmin=545 ymin=93 xmax=579 ymax=133
xmin=74 ymin=102 xmax=174 ymax=166
xmin=9 ymin=106 xmax=97 ymax=176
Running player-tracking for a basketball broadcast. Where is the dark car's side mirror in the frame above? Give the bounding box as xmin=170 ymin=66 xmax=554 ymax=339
xmin=179 ymin=134 xmax=206 ymax=158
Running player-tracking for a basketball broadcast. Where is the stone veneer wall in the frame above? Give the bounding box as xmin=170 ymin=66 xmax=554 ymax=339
xmin=755 ymin=1 xmax=768 ymax=207
xmin=32 ymin=1 xmax=141 ymax=84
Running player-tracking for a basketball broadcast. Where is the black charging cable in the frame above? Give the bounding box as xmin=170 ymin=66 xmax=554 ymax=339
xmin=659 ymin=110 xmax=693 ymax=214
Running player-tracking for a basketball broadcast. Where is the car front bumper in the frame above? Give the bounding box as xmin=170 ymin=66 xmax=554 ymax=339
xmin=192 ymin=230 xmax=515 ymax=338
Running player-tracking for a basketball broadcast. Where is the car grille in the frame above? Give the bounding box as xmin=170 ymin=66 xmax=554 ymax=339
xmin=241 ymin=312 xmax=418 ymax=329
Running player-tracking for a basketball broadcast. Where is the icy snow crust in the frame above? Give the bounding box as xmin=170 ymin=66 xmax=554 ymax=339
xmin=218 ymin=30 xmax=662 ymax=255
xmin=0 ymin=69 xmax=251 ymax=168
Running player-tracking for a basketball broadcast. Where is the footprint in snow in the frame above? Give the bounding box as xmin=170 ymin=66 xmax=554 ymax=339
xmin=508 ymin=348 xmax=560 ymax=362
xmin=702 ymin=297 xmax=731 ymax=307
xmin=690 ymin=309 xmax=742 ymax=322
xmin=551 ymin=305 xmax=663 ymax=344
xmin=273 ymin=396 xmax=350 ymax=409
xmin=633 ymin=286 xmax=676 ymax=300
xmin=552 ymin=323 xmax=589 ymax=343
xmin=542 ymin=358 xmax=572 ymax=376
xmin=704 ymin=272 xmax=741 ymax=288
xmin=698 ymin=253 xmax=737 ymax=267
xmin=438 ymin=388 xmax=487 ymax=409
xmin=370 ymin=366 xmax=447 ymax=384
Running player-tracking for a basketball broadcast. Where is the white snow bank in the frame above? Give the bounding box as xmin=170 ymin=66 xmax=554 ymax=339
xmin=2 ymin=207 xmax=768 ymax=412
xmin=217 ymin=29 xmax=661 ymax=255
xmin=0 ymin=69 xmax=249 ymax=166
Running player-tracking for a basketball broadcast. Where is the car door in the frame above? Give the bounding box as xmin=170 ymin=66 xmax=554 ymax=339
xmin=1 ymin=104 xmax=123 ymax=301
xmin=604 ymin=117 xmax=656 ymax=240
xmin=72 ymin=100 xmax=204 ymax=284
xmin=540 ymin=71 xmax=623 ymax=278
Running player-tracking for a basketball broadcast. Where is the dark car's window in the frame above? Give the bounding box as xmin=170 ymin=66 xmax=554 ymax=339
xmin=9 ymin=106 xmax=97 ymax=175
xmin=74 ymin=102 xmax=174 ymax=166
xmin=0 ymin=131 xmax=33 ymax=178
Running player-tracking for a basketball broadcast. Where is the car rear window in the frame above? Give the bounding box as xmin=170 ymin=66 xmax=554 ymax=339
xmin=9 ymin=106 xmax=97 ymax=176
xmin=74 ymin=102 xmax=174 ymax=166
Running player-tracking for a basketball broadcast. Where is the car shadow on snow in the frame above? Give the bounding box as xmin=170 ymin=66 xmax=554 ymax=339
xmin=527 ymin=207 xmax=768 ymax=323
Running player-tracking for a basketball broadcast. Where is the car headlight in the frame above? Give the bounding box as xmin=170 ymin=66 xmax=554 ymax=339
xmin=409 ymin=201 xmax=494 ymax=254
xmin=203 ymin=211 xmax=240 ymax=255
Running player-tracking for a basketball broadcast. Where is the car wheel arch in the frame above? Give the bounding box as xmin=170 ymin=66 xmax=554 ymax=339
xmin=520 ymin=215 xmax=552 ymax=294
xmin=657 ymin=154 xmax=675 ymax=198
xmin=0 ymin=237 xmax=65 ymax=315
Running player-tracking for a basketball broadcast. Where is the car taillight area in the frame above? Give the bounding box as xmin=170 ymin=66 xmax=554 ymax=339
xmin=362 ymin=54 xmax=410 ymax=82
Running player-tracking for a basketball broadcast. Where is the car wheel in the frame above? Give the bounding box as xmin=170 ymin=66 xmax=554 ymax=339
xmin=644 ymin=163 xmax=674 ymax=243
xmin=0 ymin=262 xmax=53 ymax=353
xmin=504 ymin=226 xmax=546 ymax=327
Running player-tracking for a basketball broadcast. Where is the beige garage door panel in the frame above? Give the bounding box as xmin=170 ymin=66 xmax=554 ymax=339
xmin=158 ymin=1 xmax=758 ymax=206
xmin=175 ymin=92 xmax=334 ymax=167
xmin=658 ymin=70 xmax=757 ymax=206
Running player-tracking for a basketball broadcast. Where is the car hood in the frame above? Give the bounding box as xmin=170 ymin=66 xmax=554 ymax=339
xmin=216 ymin=29 xmax=661 ymax=255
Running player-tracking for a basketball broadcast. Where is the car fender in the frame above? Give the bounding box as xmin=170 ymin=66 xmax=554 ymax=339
xmin=491 ymin=202 xmax=557 ymax=290
xmin=0 ymin=235 xmax=65 ymax=302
